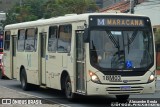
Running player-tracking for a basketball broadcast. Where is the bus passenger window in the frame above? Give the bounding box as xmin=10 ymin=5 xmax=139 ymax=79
xmin=18 ymin=29 xmax=25 ymax=51
xmin=58 ymin=24 xmax=72 ymax=53
xmin=48 ymin=26 xmax=57 ymax=52
xmin=4 ymin=31 xmax=10 ymax=50
xmin=25 ymin=28 xmax=37 ymax=52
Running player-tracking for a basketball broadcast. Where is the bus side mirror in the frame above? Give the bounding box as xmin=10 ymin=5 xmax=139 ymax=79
xmin=84 ymin=28 xmax=89 ymax=43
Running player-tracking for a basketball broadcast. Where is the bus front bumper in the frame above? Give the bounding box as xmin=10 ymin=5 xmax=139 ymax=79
xmin=86 ymin=81 xmax=156 ymax=96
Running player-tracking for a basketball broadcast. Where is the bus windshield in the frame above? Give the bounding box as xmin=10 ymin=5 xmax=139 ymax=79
xmin=90 ymin=28 xmax=154 ymax=70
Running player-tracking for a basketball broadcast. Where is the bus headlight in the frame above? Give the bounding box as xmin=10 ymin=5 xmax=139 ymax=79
xmin=148 ymin=72 xmax=155 ymax=83
xmin=89 ymin=71 xmax=101 ymax=83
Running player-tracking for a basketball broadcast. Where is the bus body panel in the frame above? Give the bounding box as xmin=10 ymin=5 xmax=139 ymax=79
xmin=16 ymin=52 xmax=39 ymax=85
xmin=45 ymin=21 xmax=86 ymax=91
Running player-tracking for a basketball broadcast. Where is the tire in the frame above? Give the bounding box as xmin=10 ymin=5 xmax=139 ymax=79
xmin=65 ymin=76 xmax=75 ymax=101
xmin=20 ymin=69 xmax=30 ymax=91
xmin=116 ymin=95 xmax=129 ymax=101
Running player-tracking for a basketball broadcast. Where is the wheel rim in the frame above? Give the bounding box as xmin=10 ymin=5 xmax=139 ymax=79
xmin=66 ymin=81 xmax=72 ymax=98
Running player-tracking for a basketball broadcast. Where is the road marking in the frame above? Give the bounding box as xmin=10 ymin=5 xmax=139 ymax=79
xmin=0 ymin=86 xmax=70 ymax=107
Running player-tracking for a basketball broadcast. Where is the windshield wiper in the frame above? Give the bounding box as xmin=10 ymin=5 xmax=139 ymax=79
xmin=128 ymin=30 xmax=138 ymax=45
xmin=127 ymin=30 xmax=138 ymax=53
xmin=106 ymin=31 xmax=120 ymax=48
xmin=106 ymin=31 xmax=123 ymax=65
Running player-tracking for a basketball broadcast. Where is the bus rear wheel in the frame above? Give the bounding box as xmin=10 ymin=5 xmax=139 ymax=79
xmin=116 ymin=95 xmax=129 ymax=101
xmin=65 ymin=76 xmax=75 ymax=101
xmin=20 ymin=69 xmax=30 ymax=91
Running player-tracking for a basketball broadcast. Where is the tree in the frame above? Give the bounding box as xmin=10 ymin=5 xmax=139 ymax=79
xmin=2 ymin=9 xmax=17 ymax=26
xmin=3 ymin=0 xmax=98 ymax=25
xmin=15 ymin=0 xmax=46 ymax=22
xmin=3 ymin=0 xmax=46 ymax=26
xmin=43 ymin=0 xmax=98 ymax=18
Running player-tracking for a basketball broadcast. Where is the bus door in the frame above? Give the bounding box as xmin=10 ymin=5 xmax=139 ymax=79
xmin=40 ymin=32 xmax=47 ymax=85
xmin=76 ymin=31 xmax=85 ymax=93
xmin=11 ymin=35 xmax=17 ymax=78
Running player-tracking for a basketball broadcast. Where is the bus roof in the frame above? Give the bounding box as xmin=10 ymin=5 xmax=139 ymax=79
xmin=5 ymin=12 xmax=148 ymax=30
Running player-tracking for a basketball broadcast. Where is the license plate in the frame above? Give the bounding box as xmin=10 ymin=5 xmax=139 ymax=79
xmin=103 ymin=75 xmax=121 ymax=82
xmin=120 ymin=86 xmax=131 ymax=90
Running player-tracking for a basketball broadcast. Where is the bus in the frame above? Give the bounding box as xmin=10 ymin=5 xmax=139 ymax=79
xmin=3 ymin=13 xmax=156 ymax=100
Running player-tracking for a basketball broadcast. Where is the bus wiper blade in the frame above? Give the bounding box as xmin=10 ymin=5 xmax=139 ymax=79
xmin=127 ymin=30 xmax=138 ymax=54
xmin=106 ymin=31 xmax=119 ymax=48
xmin=128 ymin=30 xmax=138 ymax=45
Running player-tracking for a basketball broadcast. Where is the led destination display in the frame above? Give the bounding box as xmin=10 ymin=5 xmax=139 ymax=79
xmin=97 ymin=18 xmax=144 ymax=27
xmin=89 ymin=16 xmax=149 ymax=27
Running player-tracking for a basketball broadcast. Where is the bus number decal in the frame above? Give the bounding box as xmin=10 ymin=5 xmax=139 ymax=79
xmin=103 ymin=75 xmax=121 ymax=82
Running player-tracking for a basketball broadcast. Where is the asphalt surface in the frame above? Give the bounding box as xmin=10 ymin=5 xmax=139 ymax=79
xmin=0 ymin=79 xmax=160 ymax=107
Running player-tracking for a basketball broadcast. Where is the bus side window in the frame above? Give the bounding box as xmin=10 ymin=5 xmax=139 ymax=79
xmin=17 ymin=29 xmax=25 ymax=51
xmin=25 ymin=28 xmax=37 ymax=52
xmin=58 ymin=24 xmax=72 ymax=53
xmin=48 ymin=26 xmax=58 ymax=52
xmin=4 ymin=31 xmax=10 ymax=50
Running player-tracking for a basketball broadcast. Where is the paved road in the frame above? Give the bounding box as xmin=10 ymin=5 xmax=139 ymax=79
xmin=0 ymin=79 xmax=160 ymax=107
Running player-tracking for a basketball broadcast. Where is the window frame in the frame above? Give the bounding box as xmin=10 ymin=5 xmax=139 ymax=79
xmin=57 ymin=24 xmax=72 ymax=53
xmin=25 ymin=28 xmax=37 ymax=52
xmin=48 ymin=26 xmax=58 ymax=53
xmin=4 ymin=31 xmax=11 ymax=51
xmin=17 ymin=29 xmax=26 ymax=52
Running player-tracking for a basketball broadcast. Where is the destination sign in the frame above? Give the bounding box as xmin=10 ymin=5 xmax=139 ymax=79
xmin=97 ymin=18 xmax=144 ymax=27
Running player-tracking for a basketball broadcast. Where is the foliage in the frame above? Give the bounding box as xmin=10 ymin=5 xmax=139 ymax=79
xmin=43 ymin=0 xmax=98 ymax=18
xmin=3 ymin=0 xmax=46 ymax=26
xmin=2 ymin=0 xmax=98 ymax=26
xmin=2 ymin=9 xmax=17 ymax=26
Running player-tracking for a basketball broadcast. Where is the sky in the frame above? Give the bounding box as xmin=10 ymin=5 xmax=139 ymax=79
xmin=134 ymin=0 xmax=160 ymax=26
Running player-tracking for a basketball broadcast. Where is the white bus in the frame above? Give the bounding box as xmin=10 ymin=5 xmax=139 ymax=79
xmin=3 ymin=13 xmax=156 ymax=100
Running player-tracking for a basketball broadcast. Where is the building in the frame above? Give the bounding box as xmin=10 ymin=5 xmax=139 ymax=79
xmin=102 ymin=0 xmax=122 ymax=8
xmin=134 ymin=0 xmax=160 ymax=25
xmin=99 ymin=0 xmax=145 ymax=13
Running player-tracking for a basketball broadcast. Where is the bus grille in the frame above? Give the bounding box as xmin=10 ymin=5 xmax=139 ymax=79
xmin=106 ymin=86 xmax=143 ymax=94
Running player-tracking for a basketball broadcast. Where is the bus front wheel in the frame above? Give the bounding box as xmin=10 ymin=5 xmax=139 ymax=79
xmin=20 ymin=69 xmax=30 ymax=91
xmin=65 ymin=76 xmax=75 ymax=101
